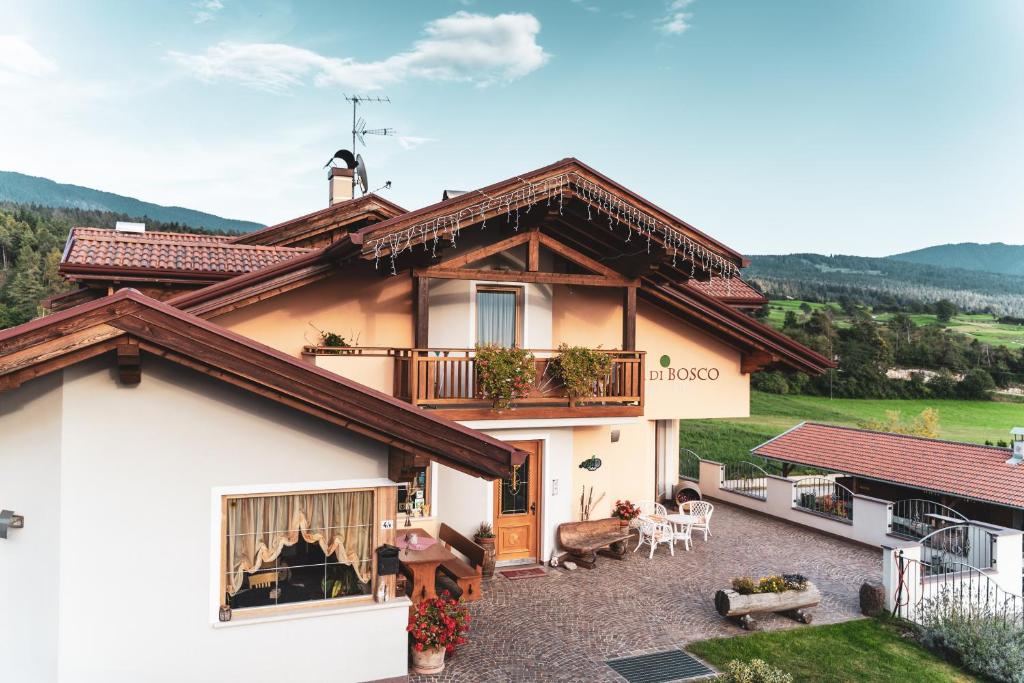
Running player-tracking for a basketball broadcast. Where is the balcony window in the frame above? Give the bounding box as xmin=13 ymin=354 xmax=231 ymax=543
xmin=476 ymin=285 xmax=521 ymax=347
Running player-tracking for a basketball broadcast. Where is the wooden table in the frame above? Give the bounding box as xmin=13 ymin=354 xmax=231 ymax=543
xmin=397 ymin=528 xmax=456 ymax=603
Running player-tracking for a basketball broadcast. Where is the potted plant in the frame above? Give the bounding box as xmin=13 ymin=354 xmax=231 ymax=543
xmin=474 ymin=344 xmax=536 ymax=410
xmin=612 ymin=499 xmax=641 ymax=527
xmin=474 ymin=522 xmax=496 ymax=578
xmin=407 ymin=594 xmax=470 ymax=675
xmin=550 ymin=344 xmax=613 ymax=399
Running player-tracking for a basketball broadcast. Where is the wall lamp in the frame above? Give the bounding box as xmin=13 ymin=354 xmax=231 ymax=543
xmin=0 ymin=510 xmax=24 ymax=539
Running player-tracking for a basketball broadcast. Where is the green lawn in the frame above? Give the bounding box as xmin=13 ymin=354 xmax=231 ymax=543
xmin=681 ymin=391 xmax=1023 ymax=467
xmin=687 ymin=618 xmax=977 ymax=682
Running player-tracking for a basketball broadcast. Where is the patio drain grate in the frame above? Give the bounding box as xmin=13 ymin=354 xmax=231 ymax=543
xmin=606 ymin=649 xmax=715 ymax=683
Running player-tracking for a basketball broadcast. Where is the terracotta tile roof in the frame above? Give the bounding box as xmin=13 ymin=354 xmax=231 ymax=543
xmin=61 ymin=227 xmax=311 ymax=279
xmin=753 ymin=422 xmax=1024 ymax=509
xmin=685 ymin=276 xmax=766 ymax=303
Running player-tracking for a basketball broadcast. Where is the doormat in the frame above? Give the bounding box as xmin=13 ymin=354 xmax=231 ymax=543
xmin=498 ymin=567 xmax=547 ymax=580
xmin=606 ymin=649 xmax=715 ymax=682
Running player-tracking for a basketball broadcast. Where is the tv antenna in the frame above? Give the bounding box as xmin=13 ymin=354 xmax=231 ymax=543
xmin=343 ymin=94 xmax=395 ymax=196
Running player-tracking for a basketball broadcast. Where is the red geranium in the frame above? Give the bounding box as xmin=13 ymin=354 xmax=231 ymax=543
xmin=612 ymin=499 xmax=641 ymax=521
xmin=407 ymin=592 xmax=471 ymax=653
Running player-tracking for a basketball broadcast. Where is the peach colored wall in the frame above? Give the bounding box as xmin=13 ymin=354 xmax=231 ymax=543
xmin=313 ymin=354 xmax=394 ymax=395
xmin=638 ymin=300 xmax=749 ymax=419
xmin=213 ymin=270 xmax=413 ymax=358
xmin=551 ymin=285 xmax=622 ymax=349
xmin=571 ymin=421 xmax=656 ymax=521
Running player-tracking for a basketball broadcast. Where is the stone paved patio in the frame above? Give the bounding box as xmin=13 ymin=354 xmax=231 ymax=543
xmin=410 ymin=501 xmax=881 ymax=682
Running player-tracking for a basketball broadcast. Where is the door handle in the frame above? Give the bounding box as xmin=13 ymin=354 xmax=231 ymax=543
xmin=530 ymin=502 xmax=537 ymax=515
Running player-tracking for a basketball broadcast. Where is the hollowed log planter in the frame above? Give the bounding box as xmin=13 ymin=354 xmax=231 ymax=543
xmin=714 ymin=582 xmax=821 ymax=631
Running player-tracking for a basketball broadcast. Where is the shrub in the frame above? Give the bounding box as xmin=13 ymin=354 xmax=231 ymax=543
xmin=720 ymin=658 xmax=793 ymax=683
xmin=550 ymin=344 xmax=613 ymax=399
xmin=731 ymin=577 xmax=758 ymax=595
xmin=757 ymin=575 xmax=787 ymax=594
xmin=752 ymin=371 xmax=789 ymax=395
xmin=919 ymin=590 xmax=1024 ymax=682
xmin=475 ymin=345 xmax=536 ymax=409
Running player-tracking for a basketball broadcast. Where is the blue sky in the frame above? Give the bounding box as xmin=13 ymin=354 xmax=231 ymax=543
xmin=1 ymin=0 xmax=1021 ymax=255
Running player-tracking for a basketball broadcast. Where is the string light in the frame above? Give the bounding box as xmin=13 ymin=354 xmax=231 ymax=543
xmin=366 ymin=171 xmax=740 ymax=282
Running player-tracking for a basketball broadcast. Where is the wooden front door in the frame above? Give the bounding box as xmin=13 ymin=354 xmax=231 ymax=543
xmin=493 ymin=440 xmax=541 ymax=562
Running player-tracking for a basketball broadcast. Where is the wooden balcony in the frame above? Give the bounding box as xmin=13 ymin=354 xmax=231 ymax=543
xmin=392 ymin=348 xmax=645 ymax=420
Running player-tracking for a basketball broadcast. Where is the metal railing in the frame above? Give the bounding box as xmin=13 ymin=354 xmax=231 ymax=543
xmin=679 ymin=448 xmax=701 ymax=482
xmin=890 ymin=499 xmax=967 ymax=541
xmin=792 ymin=476 xmax=854 ymax=522
xmin=892 ymin=553 xmax=1023 ymax=631
xmin=918 ymin=524 xmax=996 ymax=574
xmin=721 ymin=460 xmax=769 ymax=500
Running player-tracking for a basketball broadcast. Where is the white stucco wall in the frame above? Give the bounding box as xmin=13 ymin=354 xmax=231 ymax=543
xmin=0 ymin=372 xmax=63 ymax=683
xmin=427 ymin=277 xmax=553 ymax=349
xmin=2 ymin=357 xmax=410 ymax=683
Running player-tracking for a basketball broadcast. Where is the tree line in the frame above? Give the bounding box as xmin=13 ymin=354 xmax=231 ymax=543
xmin=753 ymin=303 xmax=1024 ymax=400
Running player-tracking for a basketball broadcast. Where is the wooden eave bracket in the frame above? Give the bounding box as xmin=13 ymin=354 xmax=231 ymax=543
xmin=741 ymin=350 xmax=777 ymax=375
xmin=116 ymin=338 xmax=141 ymax=385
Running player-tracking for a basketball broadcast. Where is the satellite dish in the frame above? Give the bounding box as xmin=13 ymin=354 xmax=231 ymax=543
xmin=323 ymin=149 xmax=357 ymax=169
xmin=355 ymin=154 xmax=368 ymax=194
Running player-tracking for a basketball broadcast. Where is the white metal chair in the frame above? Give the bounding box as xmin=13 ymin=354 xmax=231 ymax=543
xmin=631 ymin=501 xmax=667 ymax=529
xmin=634 ymin=515 xmax=675 ymax=558
xmin=680 ymin=500 xmax=714 ymax=541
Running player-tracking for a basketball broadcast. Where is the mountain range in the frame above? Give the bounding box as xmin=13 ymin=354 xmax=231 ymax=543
xmin=0 ymin=170 xmax=264 ymax=233
xmin=889 ymin=243 xmax=1024 ymax=277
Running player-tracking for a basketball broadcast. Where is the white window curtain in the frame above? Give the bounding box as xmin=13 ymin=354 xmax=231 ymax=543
xmin=477 ymin=289 xmax=517 ymax=347
xmin=226 ymin=489 xmax=374 ymax=596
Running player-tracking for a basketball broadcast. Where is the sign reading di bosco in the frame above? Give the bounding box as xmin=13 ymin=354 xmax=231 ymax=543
xmin=648 ymin=354 xmax=720 ymax=382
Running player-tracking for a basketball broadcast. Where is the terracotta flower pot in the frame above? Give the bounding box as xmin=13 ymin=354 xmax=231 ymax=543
xmin=475 ymin=535 xmax=496 ymax=578
xmin=618 ymin=519 xmax=629 ymax=527
xmin=411 ymin=645 xmax=446 ymax=675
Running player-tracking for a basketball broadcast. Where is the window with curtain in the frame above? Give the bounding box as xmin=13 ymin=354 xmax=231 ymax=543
xmin=476 ymin=287 xmax=520 ymax=347
xmin=223 ymin=489 xmax=374 ymax=610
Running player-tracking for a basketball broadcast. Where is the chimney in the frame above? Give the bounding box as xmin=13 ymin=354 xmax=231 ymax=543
xmin=1009 ymin=428 xmax=1024 ymax=464
xmin=328 ymin=167 xmax=354 ymax=206
xmin=115 ymin=221 xmax=145 ymax=234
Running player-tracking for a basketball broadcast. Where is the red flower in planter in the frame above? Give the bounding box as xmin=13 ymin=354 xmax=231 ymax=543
xmin=408 ymin=595 xmax=471 ymax=654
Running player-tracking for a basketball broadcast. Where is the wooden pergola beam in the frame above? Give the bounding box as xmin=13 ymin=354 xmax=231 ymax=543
xmin=413 ymin=267 xmax=639 ymax=288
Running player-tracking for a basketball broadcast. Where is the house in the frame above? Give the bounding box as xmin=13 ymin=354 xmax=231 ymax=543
xmin=3 ymin=157 xmax=830 ymax=681
xmin=753 ymin=422 xmax=1024 ymax=531
xmin=0 ymin=290 xmax=522 ymax=683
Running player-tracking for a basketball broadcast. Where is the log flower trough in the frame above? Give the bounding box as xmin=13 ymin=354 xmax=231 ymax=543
xmin=714 ymin=574 xmax=821 ymax=630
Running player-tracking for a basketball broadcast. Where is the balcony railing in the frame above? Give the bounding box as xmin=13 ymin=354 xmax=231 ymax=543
xmin=301 ymin=345 xmax=645 ymax=419
xmin=393 ymin=348 xmax=645 ymax=419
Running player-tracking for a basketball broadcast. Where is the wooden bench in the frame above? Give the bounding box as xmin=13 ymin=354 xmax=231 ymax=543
xmin=557 ymin=518 xmax=633 ymax=569
xmin=437 ymin=523 xmax=484 ymax=602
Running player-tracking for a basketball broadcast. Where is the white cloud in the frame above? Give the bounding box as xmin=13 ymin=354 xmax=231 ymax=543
xmin=168 ymin=11 xmax=549 ymax=94
xmin=397 ymin=136 xmax=435 ymax=150
xmin=192 ymin=0 xmax=224 ymax=24
xmin=657 ymin=0 xmax=695 ymax=35
xmin=0 ymin=35 xmax=57 ymax=86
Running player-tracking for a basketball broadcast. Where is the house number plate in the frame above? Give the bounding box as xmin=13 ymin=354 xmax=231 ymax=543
xmin=380 ymin=519 xmax=394 ymax=530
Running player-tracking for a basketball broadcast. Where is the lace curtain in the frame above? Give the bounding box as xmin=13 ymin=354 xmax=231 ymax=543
xmin=226 ymin=489 xmax=374 ymax=596
xmin=477 ymin=289 xmax=517 ymax=347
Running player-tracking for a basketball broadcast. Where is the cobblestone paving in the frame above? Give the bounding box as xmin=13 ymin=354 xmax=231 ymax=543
xmin=409 ymin=501 xmax=881 ymax=682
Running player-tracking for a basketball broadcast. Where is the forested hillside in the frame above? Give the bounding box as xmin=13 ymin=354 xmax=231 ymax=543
xmin=889 ymin=242 xmax=1024 ymax=277
xmin=747 ymin=253 xmax=1024 ymax=317
xmin=0 ymin=170 xmax=264 ymax=233
xmin=0 ymin=204 xmax=224 ymax=328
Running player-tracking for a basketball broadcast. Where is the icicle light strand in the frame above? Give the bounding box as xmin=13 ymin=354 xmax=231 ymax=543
xmin=368 ymin=172 xmax=739 ymax=282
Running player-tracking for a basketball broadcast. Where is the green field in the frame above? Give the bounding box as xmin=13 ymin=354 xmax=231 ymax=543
xmin=681 ymin=391 xmax=1024 ymax=467
xmin=765 ymin=299 xmax=1024 ymax=348
xmin=687 ymin=618 xmax=977 ymax=682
